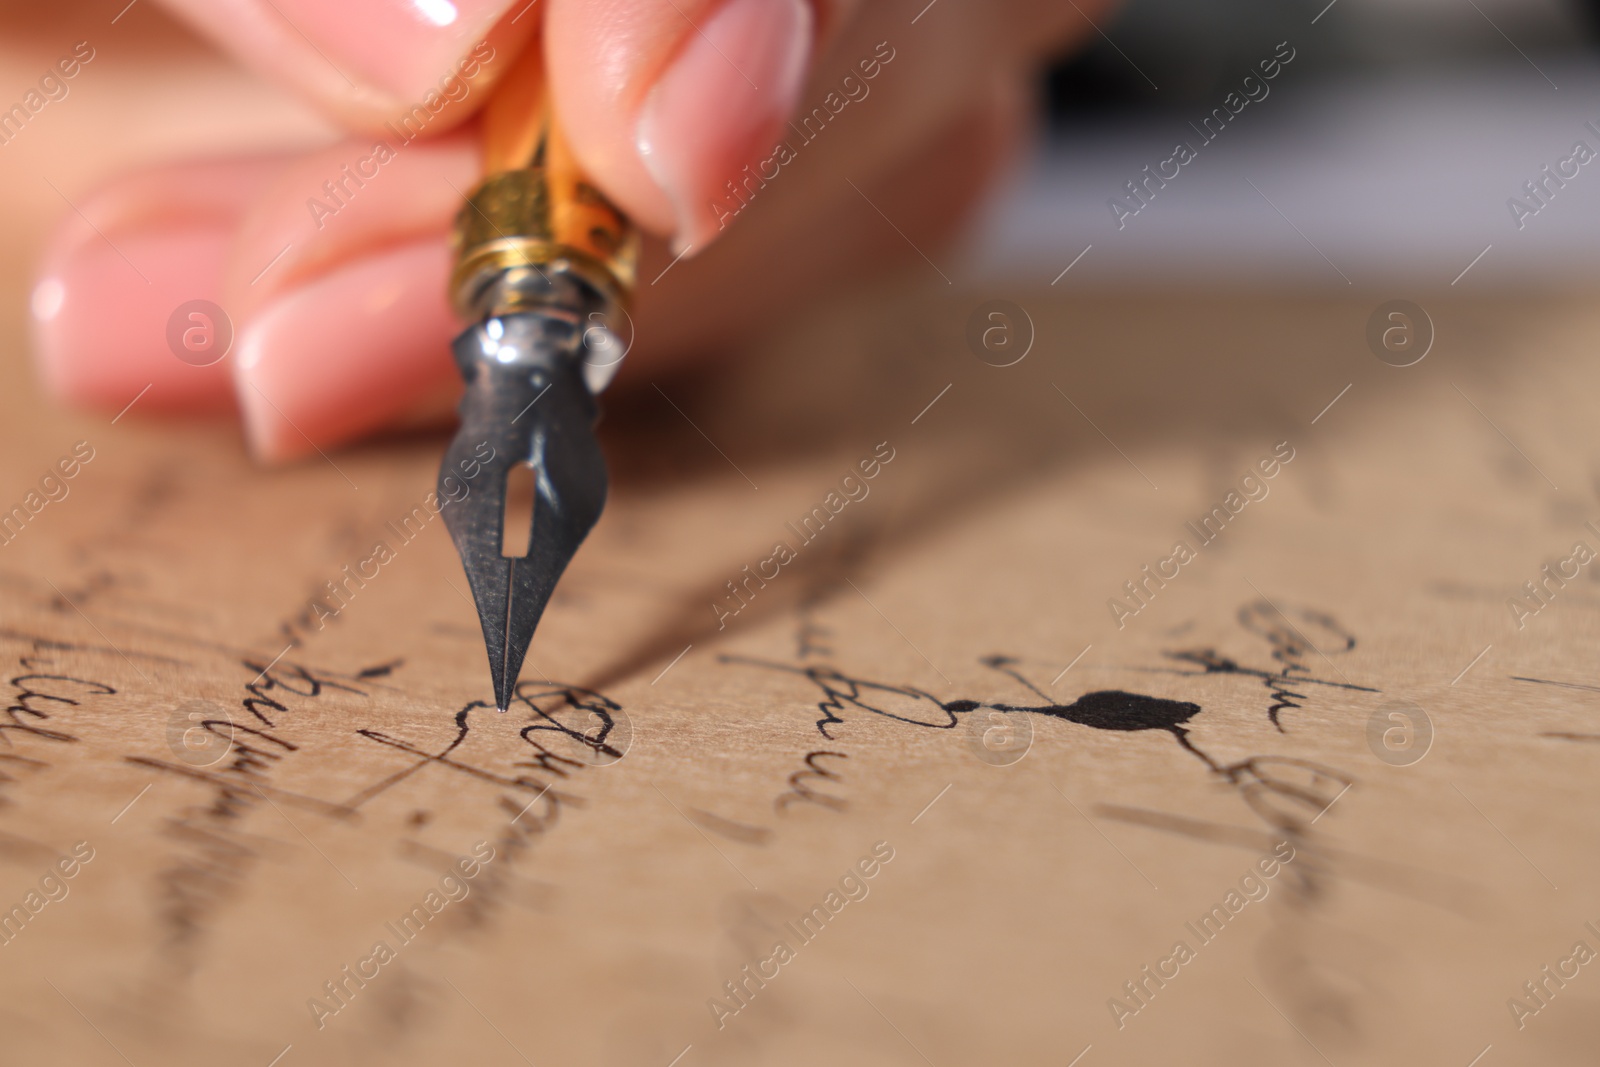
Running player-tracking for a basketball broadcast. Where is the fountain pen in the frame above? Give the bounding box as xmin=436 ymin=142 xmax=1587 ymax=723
xmin=439 ymin=31 xmax=638 ymax=712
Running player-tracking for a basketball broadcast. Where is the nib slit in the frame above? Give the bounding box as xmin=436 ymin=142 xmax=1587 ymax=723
xmin=439 ymin=321 xmax=609 ymax=717
xmin=500 ymin=557 xmax=516 ymax=712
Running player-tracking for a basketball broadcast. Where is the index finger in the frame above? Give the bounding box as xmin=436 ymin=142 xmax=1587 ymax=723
xmin=152 ymin=0 xmax=536 ymax=133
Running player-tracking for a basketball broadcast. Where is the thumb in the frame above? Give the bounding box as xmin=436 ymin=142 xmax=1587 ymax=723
xmin=546 ymin=0 xmax=819 ymax=254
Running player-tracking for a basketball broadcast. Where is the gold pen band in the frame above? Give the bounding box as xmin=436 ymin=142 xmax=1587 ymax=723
xmin=449 ymin=29 xmax=638 ymax=321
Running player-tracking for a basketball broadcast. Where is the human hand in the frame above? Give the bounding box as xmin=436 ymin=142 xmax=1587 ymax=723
xmin=32 ymin=0 xmax=1114 ymax=460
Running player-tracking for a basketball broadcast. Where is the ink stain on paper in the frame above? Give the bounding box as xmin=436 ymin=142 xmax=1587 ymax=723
xmin=721 ymin=653 xmax=1218 ymax=770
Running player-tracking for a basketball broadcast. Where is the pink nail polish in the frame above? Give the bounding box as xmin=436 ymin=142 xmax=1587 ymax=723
xmin=636 ymin=0 xmax=813 ymax=254
xmin=233 ymin=240 xmax=460 ymax=462
xmin=31 ymin=225 xmax=238 ymax=414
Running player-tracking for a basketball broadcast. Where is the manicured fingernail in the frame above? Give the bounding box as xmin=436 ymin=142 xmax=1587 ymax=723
xmin=636 ymin=0 xmax=812 ymax=254
xmin=264 ymin=0 xmax=511 ymax=104
xmin=32 ymin=225 xmax=238 ymax=414
xmin=233 ymin=240 xmax=460 ymax=462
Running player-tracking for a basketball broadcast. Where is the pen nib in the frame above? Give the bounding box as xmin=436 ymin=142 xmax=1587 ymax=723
xmin=439 ymin=313 xmax=608 ymax=713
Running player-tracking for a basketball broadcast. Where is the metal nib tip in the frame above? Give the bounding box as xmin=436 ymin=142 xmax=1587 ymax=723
xmin=440 ymin=312 xmax=609 ymax=714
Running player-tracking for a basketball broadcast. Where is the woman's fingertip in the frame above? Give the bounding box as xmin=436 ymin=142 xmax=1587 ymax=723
xmin=232 ymin=240 xmax=461 ymax=463
xmin=32 ymin=226 xmax=239 ymax=414
xmin=635 ymin=0 xmax=814 ymax=253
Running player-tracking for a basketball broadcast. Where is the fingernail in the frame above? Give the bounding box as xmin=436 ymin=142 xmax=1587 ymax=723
xmin=32 ymin=225 xmax=238 ymax=414
xmin=264 ymin=0 xmax=512 ymax=105
xmin=636 ymin=0 xmax=812 ymax=254
xmin=234 ymin=240 xmax=460 ymax=462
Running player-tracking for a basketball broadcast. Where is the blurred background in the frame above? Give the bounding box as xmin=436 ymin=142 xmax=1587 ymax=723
xmin=975 ymin=0 xmax=1600 ymax=288
xmin=0 ymin=0 xmax=1593 ymax=367
xmin=1 ymin=0 xmax=1596 ymax=335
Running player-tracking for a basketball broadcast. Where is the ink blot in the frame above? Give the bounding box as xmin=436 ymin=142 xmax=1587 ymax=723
xmin=991 ymin=691 xmax=1212 ymax=769
xmin=1000 ymin=690 xmax=1200 ymax=733
xmin=722 ymin=655 xmax=1217 ymax=770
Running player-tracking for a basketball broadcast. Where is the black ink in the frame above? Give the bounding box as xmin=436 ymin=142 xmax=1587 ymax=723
xmin=239 ymin=659 xmax=366 ymax=727
xmin=356 ymin=658 xmax=405 ymax=679
xmin=353 ymin=711 xmax=570 ymax=802
xmin=1221 ymin=755 xmax=1353 ymax=837
xmin=1006 ymin=690 xmax=1213 ymax=765
xmin=203 ymin=721 xmax=297 ymax=780
xmin=727 ymin=651 xmax=1370 ymax=838
xmin=138 ymin=655 xmax=368 ymax=977
xmin=775 ymin=750 xmax=849 ymax=814
xmin=1236 ymin=600 xmax=1363 ymax=730
xmin=1151 ymin=647 xmax=1377 ymax=732
xmin=1118 ymin=602 xmax=1375 ymax=732
xmin=337 ymin=678 xmax=628 ymax=934
xmin=509 ymin=681 xmax=626 ymax=764
xmin=2 ymin=673 xmax=115 ymax=746
xmin=1512 ymin=674 xmax=1600 ymax=694
xmin=722 ymin=654 xmax=1217 ymax=770
xmin=125 ymin=756 xmax=353 ymax=819
xmin=344 ymin=681 xmax=614 ymax=809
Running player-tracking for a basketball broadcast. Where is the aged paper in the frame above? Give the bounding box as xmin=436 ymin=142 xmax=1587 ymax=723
xmin=2 ymin=288 xmax=1599 ymax=1067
